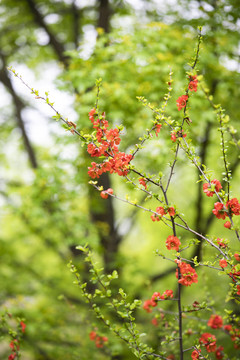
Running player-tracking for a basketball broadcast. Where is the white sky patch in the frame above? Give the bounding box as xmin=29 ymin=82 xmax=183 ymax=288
xmin=8 ymin=63 xmax=77 ymax=147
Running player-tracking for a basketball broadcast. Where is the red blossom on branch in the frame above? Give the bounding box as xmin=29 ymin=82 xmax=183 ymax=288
xmin=176 ymin=262 xmax=198 ymax=287
xmin=217 ymin=238 xmax=227 ymax=248
xmin=156 ymin=206 xmax=166 ymax=216
xmin=171 ymin=130 xmax=187 ymax=142
xmin=168 ymin=207 xmax=175 ymax=216
xmin=234 ymin=253 xmax=240 ymax=262
xmin=202 ymin=179 xmax=222 ymax=197
xmin=151 ymin=317 xmax=158 ymax=327
xmin=154 ymin=123 xmax=162 ymax=136
xmin=100 ymin=188 xmax=113 ymax=199
xmin=89 ymin=330 xmax=108 ymax=348
xmin=207 ymin=314 xmax=223 ymax=329
xmin=8 ymin=354 xmax=16 ymax=360
xmin=188 ymin=80 xmax=198 ymax=92
xmin=20 ymin=321 xmax=26 ymax=333
xmin=199 ymin=333 xmax=217 ymax=352
xmin=166 ymin=235 xmax=181 ymax=251
xmin=226 ymin=198 xmax=240 ymax=216
xmin=215 ymin=346 xmax=224 ymax=359
xmin=87 ymin=109 xmax=132 ymax=178
xmin=224 ymin=221 xmax=231 ymax=229
xmin=139 ymin=177 xmax=147 ymax=189
xmin=212 ymin=202 xmax=227 ymax=220
xmin=160 ymin=289 xmax=173 ymax=299
xmin=219 ymin=259 xmax=228 ymax=268
xmin=191 ymin=349 xmax=201 ymax=360
xmin=176 ymin=95 xmax=188 ymax=111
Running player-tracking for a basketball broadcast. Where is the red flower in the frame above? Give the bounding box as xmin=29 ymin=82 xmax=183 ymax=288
xmin=20 ymin=321 xmax=26 ymax=333
xmin=160 ymin=289 xmax=173 ymax=300
xmin=207 ymin=314 xmax=223 ymax=329
xmin=151 ymin=317 xmax=158 ymax=327
xmin=95 ymin=338 xmax=103 ymax=348
xmin=151 ymin=292 xmax=161 ymax=306
xmin=215 ymin=346 xmax=224 ymax=359
xmin=139 ymin=178 xmax=147 ymax=189
xmin=156 ymin=206 xmax=166 ymax=216
xmin=154 ymin=123 xmax=162 ymax=136
xmin=224 ymin=221 xmax=231 ymax=229
xmin=219 ymin=259 xmax=228 ymax=268
xmin=229 ymin=266 xmax=240 ymax=282
xmin=8 ymin=354 xmax=16 ymax=360
xmin=168 ymin=207 xmax=175 ymax=217
xmin=9 ymin=340 xmax=19 ymax=351
xmin=188 ymin=80 xmax=198 ymax=92
xmin=100 ymin=188 xmax=113 ymax=199
xmin=237 ymin=285 xmax=240 ymax=295
xmin=151 ymin=214 xmax=160 ymax=222
xmin=191 ymin=349 xmax=201 ymax=360
xmin=234 ymin=253 xmax=240 ymax=261
xmin=171 ymin=130 xmax=187 ymax=142
xmin=217 ymin=238 xmax=227 ymax=248
xmin=176 ymin=95 xmax=188 ymax=111
xmin=224 ymin=324 xmax=233 ymax=333
xmin=89 ymin=331 xmax=97 ymax=341
xmin=176 ymin=262 xmax=198 ymax=287
xmin=90 ymin=331 xmax=108 ymax=348
xmin=203 ymin=179 xmax=222 ymax=197
xmin=212 ymin=202 xmax=227 ymax=220
xmin=143 ymin=299 xmax=153 ymax=313
xmin=226 ymin=198 xmax=240 ymax=216
xmin=166 ymin=235 xmax=181 ymax=251
xmin=171 ymin=132 xmax=177 ymax=142
xmin=199 ymin=333 xmax=217 ymax=352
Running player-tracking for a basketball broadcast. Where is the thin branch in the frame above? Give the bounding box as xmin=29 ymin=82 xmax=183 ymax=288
xmin=25 ymin=0 xmax=69 ymax=66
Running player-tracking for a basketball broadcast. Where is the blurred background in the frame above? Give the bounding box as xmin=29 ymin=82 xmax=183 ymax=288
xmin=0 ymin=0 xmax=240 ymax=359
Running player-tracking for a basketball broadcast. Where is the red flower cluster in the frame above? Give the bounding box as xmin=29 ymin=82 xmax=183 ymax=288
xmin=176 ymin=262 xmax=198 ymax=287
xmin=188 ymin=75 xmax=198 ymax=92
xmin=166 ymin=235 xmax=181 ymax=251
xmin=171 ymin=130 xmax=187 ymax=142
xmin=203 ymin=179 xmax=222 ymax=197
xmin=143 ymin=290 xmax=173 ymax=312
xmin=212 ymin=198 xmax=240 ymax=221
xmin=191 ymin=349 xmax=201 ymax=360
xmin=215 ymin=346 xmax=224 ymax=359
xmin=20 ymin=321 xmax=26 ymax=333
xmin=212 ymin=202 xmax=227 ymax=220
xmin=100 ymin=188 xmax=113 ymax=199
xmin=207 ymin=314 xmax=223 ymax=329
xmin=87 ymin=109 xmax=132 ymax=178
xmin=161 ymin=289 xmax=174 ymax=299
xmin=226 ymin=198 xmax=240 ymax=216
xmin=224 ymin=325 xmax=240 ymax=349
xmin=151 ymin=206 xmax=175 ymax=221
xmin=139 ymin=177 xmax=147 ymax=189
xmin=8 ymin=354 xmax=16 ymax=360
xmin=199 ymin=333 xmax=217 ymax=352
xmin=89 ymin=331 xmax=108 ymax=348
xmin=217 ymin=238 xmax=227 ymax=248
xmin=229 ymin=265 xmax=240 ymax=282
xmin=8 ymin=339 xmax=19 ymax=360
xmin=154 ymin=123 xmax=162 ymax=136
xmin=176 ymin=95 xmax=188 ymax=111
